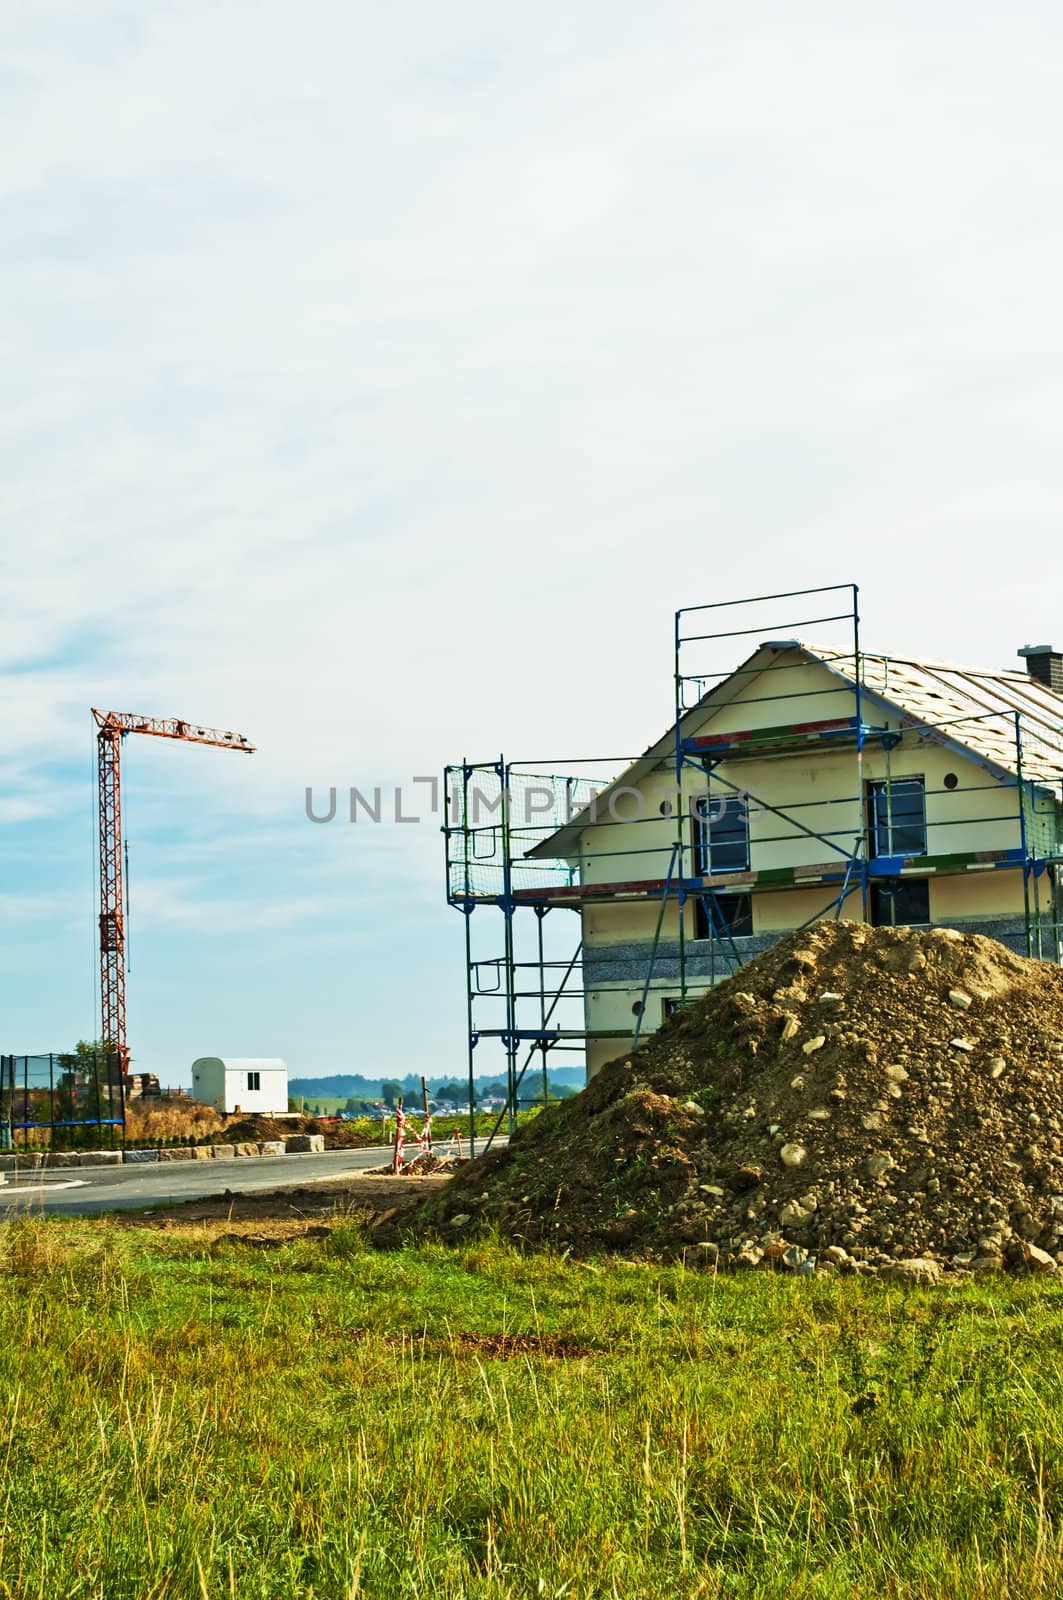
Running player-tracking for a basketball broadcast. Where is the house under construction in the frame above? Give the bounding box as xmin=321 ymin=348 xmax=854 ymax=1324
xmin=444 ymin=585 xmax=1063 ymax=1128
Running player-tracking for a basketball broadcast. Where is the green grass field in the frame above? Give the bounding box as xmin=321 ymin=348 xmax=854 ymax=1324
xmin=2 ymin=1216 xmax=1062 ymax=1598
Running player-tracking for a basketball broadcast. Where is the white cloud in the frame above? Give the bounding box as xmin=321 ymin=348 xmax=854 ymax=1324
xmin=2 ymin=2 xmax=1063 ymax=1069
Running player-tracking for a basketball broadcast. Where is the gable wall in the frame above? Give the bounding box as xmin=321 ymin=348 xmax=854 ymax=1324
xmin=570 ymin=650 xmax=1053 ymax=1076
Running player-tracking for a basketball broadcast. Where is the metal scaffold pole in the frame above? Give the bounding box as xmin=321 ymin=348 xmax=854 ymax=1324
xmin=1016 ymin=713 xmax=1033 ymax=957
xmin=852 ymin=583 xmax=869 ymax=923
xmin=499 ymin=759 xmax=519 ymax=1137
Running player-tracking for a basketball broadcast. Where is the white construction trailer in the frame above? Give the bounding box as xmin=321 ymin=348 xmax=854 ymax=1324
xmin=191 ymin=1057 xmax=288 ymax=1116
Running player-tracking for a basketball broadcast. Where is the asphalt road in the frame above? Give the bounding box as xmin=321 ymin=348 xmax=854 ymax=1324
xmin=0 ymin=1146 xmax=415 ymax=1216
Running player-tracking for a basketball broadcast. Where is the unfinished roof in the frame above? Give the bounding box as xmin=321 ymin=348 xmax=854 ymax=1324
xmin=526 ymin=642 xmax=1063 ymax=861
xmin=830 ymin=647 xmax=1063 ymax=786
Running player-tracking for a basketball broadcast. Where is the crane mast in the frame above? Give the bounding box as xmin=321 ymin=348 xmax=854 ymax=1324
xmin=92 ymin=709 xmax=255 ymax=1073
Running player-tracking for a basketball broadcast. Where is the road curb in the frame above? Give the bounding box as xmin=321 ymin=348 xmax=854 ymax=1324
xmin=5 ymin=1139 xmax=331 ymax=1170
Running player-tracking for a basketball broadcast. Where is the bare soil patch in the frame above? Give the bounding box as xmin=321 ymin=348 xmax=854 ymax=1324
xmin=116 ymin=1173 xmax=448 ymax=1240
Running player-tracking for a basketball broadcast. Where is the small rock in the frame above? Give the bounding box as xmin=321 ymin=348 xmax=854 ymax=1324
xmin=865 ymin=1152 xmax=896 ymax=1180
xmin=699 ymin=1184 xmax=725 ymax=1198
xmin=971 ymin=1254 xmax=1005 ymax=1275
xmin=780 ymin=1200 xmax=812 ymax=1227
xmin=773 ymin=985 xmax=807 ymax=1006
xmin=681 ymin=1100 xmax=705 ymax=1117
xmin=988 ymin=1058 xmax=1006 ymax=1078
xmin=808 ymin=1107 xmax=832 ymax=1121
xmin=1023 ymin=1244 xmax=1057 ymax=1273
xmin=906 ymin=952 xmax=927 ymax=973
xmin=885 ymin=1064 xmax=909 ymax=1083
xmin=862 ymin=1112 xmax=886 ymax=1132
xmin=449 ymin=1213 xmax=472 ymax=1229
xmin=779 ymin=1143 xmax=808 ymax=1169
xmin=779 ymin=1015 xmax=800 ymax=1043
xmin=733 ymin=1245 xmax=764 ymax=1270
xmin=950 ymin=1039 xmax=975 ymax=1053
xmin=880 ymin=1257 xmax=942 ymax=1285
xmin=818 ymin=992 xmax=843 ymax=1006
xmin=948 ymin=989 xmax=973 ymax=1010
xmin=802 ymin=1037 xmax=826 ymax=1056
xmin=790 ymin=1075 xmax=806 ymax=1091
xmin=823 ymin=1245 xmax=850 ymax=1266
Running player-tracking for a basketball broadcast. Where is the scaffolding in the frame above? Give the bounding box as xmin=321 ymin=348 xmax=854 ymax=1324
xmin=445 ymin=586 xmax=1063 ymax=1145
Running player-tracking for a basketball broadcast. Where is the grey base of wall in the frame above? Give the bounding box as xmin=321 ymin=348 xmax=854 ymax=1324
xmin=0 ymin=1136 xmax=320 ymax=1173
xmin=585 ymin=919 xmax=1056 ymax=988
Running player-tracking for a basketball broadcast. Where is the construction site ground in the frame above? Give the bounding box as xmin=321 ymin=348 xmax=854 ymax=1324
xmin=111 ymin=1172 xmax=447 ymax=1237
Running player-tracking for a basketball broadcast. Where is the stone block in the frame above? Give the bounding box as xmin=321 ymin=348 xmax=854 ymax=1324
xmin=122 ymin=1148 xmax=160 ymax=1164
xmin=44 ymin=1151 xmax=83 ymax=1168
xmin=190 ymin=1145 xmax=213 ymax=1160
xmin=77 ymin=1151 xmax=122 ymax=1167
xmin=157 ymin=1147 xmax=194 ymax=1162
xmin=209 ymin=1143 xmax=236 ymax=1160
xmin=234 ymin=1141 xmax=260 ymax=1158
xmin=258 ymin=1140 xmax=285 ymax=1157
xmin=284 ymin=1134 xmax=325 ymax=1154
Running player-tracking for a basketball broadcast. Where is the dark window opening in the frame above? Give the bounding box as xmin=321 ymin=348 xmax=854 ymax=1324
xmin=693 ymin=892 xmax=753 ymax=939
xmin=692 ymin=791 xmax=750 ymax=874
xmin=870 ymin=878 xmax=930 ymax=927
xmin=247 ymin=1071 xmax=261 ymax=1092
xmin=866 ymin=778 xmax=927 ymax=858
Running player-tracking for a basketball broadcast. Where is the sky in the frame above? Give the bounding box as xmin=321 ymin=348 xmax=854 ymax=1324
xmin=2 ymin=1 xmax=1062 ymax=1085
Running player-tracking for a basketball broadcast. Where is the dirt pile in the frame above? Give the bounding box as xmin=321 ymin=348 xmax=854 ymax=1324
xmin=425 ymin=922 xmax=1063 ymax=1272
xmin=218 ymin=1113 xmax=299 ymax=1144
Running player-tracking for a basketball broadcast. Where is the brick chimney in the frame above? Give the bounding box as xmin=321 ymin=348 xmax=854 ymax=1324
xmin=1018 ymin=644 xmax=1063 ymax=693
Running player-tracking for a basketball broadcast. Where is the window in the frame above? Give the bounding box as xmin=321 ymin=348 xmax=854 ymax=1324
xmin=693 ymin=892 xmax=753 ymax=939
xmin=870 ymin=878 xmax=930 ymax=927
xmin=692 ymin=792 xmax=750 ymax=874
xmin=247 ymin=1071 xmax=261 ymax=1092
xmin=866 ymin=778 xmax=926 ymax=858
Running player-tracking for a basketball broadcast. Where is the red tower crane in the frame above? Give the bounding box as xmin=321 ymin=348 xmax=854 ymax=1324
xmin=92 ymin=709 xmax=255 ymax=1072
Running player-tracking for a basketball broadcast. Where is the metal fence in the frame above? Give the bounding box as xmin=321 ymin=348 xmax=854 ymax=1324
xmin=0 ymin=1053 xmax=125 ymax=1149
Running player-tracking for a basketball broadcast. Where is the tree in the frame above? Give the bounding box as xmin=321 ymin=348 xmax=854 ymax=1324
xmin=381 ymin=1080 xmax=402 ymax=1108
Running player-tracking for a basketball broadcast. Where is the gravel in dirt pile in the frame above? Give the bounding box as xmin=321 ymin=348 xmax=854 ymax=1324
xmin=424 ymin=922 xmax=1063 ymax=1276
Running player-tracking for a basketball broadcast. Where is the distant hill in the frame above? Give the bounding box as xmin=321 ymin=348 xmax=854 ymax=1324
xmin=541 ymin=1066 xmax=585 ymax=1088
xmin=289 ymin=1068 xmax=586 ymax=1099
